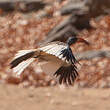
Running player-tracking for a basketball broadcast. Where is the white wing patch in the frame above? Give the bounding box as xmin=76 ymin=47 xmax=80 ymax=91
xmin=39 ymin=44 xmax=56 ymax=52
xmin=39 ymin=43 xmax=67 ymax=61
xmin=13 ymin=58 xmax=35 ymax=76
xmin=14 ymin=50 xmax=34 ymax=59
xmin=46 ymin=44 xmax=59 ymax=55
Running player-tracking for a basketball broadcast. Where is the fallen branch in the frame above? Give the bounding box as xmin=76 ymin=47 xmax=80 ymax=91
xmin=40 ymin=15 xmax=78 ymax=44
xmin=0 ymin=0 xmax=46 ymax=12
xmin=75 ymin=49 xmax=110 ymax=60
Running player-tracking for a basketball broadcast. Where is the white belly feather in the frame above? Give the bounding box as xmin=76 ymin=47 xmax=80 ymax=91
xmin=38 ymin=59 xmax=63 ymax=75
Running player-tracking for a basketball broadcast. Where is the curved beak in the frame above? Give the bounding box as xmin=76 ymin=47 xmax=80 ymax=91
xmin=77 ymin=38 xmax=90 ymax=45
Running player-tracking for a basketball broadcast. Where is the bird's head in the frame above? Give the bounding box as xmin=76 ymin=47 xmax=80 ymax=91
xmin=67 ymin=37 xmax=90 ymax=46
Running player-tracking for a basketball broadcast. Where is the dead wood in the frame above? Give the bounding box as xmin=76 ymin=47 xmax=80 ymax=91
xmin=42 ymin=0 xmax=110 ymax=44
xmin=75 ymin=49 xmax=110 ymax=61
xmin=0 ymin=0 xmax=46 ymax=12
xmin=40 ymin=15 xmax=79 ymax=44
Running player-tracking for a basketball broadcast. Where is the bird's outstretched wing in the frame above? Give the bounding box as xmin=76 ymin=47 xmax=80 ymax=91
xmin=54 ymin=65 xmax=78 ymax=85
xmin=39 ymin=41 xmax=79 ymax=84
xmin=39 ymin=41 xmax=75 ymax=64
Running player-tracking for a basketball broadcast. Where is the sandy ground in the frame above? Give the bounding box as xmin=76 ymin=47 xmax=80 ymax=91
xmin=0 ymin=84 xmax=110 ymax=110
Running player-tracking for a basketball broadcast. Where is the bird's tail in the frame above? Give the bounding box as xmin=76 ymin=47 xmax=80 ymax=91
xmin=10 ymin=49 xmax=39 ymax=76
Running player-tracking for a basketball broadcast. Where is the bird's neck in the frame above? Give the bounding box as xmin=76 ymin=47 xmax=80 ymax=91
xmin=67 ymin=45 xmax=70 ymax=49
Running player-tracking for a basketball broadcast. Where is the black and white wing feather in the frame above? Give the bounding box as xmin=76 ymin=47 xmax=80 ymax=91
xmin=39 ymin=41 xmax=67 ymax=62
xmin=54 ymin=65 xmax=78 ymax=85
xmin=39 ymin=41 xmax=79 ymax=84
xmin=39 ymin=41 xmax=78 ymax=63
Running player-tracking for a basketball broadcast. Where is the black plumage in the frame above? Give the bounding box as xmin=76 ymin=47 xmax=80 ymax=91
xmin=60 ymin=46 xmax=77 ymax=64
xmin=54 ymin=65 xmax=78 ymax=85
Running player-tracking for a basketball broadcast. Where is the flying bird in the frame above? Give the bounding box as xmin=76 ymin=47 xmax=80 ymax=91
xmin=10 ymin=37 xmax=89 ymax=85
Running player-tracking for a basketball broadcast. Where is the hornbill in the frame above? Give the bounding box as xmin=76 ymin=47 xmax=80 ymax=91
xmin=10 ymin=37 xmax=89 ymax=85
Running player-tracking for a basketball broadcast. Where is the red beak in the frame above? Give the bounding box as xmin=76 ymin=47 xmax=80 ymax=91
xmin=77 ymin=38 xmax=90 ymax=45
